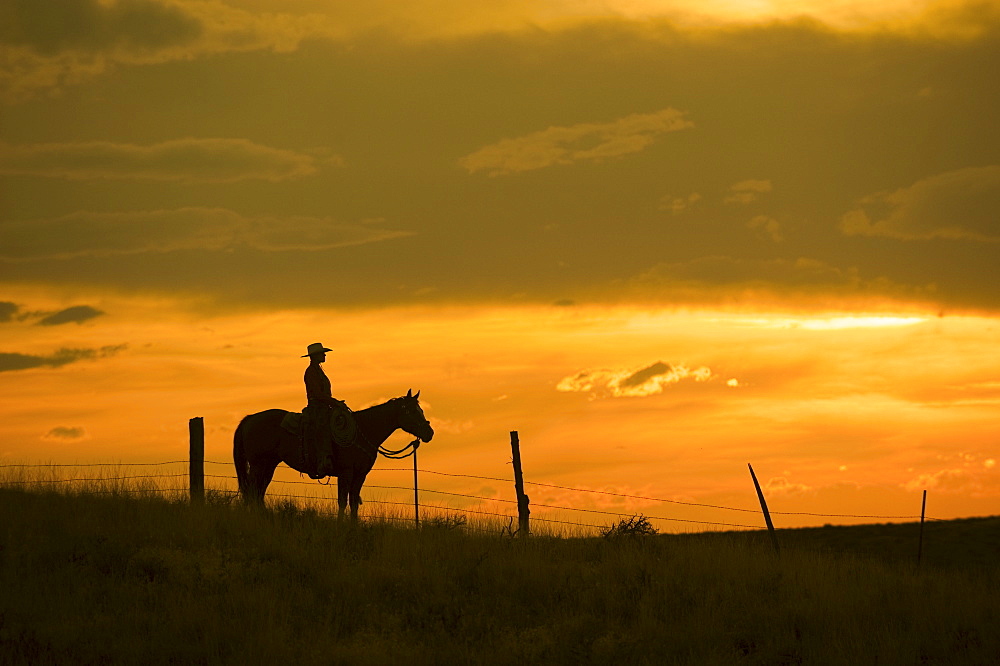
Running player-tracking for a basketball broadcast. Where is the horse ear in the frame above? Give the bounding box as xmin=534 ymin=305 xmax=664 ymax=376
xmin=415 ymin=390 xmax=420 ymax=399
xmin=406 ymin=389 xmax=412 ymax=397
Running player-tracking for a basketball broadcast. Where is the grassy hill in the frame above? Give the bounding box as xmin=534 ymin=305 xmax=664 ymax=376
xmin=676 ymin=516 xmax=1000 ymax=572
xmin=1 ymin=487 xmax=997 ymax=665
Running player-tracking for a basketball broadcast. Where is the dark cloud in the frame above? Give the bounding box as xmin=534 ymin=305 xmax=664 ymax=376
xmin=620 ymin=361 xmax=672 ymax=388
xmin=840 ymin=166 xmax=1000 ymax=242
xmin=0 ymin=302 xmax=18 ymax=322
xmin=0 ymin=0 xmax=328 ymax=101
xmin=2 ymin=8 xmax=1000 ymax=312
xmin=0 ymin=344 xmax=127 ymax=372
xmin=0 ymin=0 xmax=203 ymax=55
xmin=41 ymin=426 xmax=88 ymax=441
xmin=557 ymin=361 xmax=715 ymax=398
xmin=0 ymin=138 xmax=332 ymax=182
xmin=36 ymin=305 xmax=104 ymax=326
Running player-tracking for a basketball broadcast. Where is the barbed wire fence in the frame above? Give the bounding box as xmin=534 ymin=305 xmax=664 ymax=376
xmin=0 ymin=457 xmax=942 ymax=537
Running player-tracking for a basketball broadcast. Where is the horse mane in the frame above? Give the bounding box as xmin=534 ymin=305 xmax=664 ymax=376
xmin=353 ymin=396 xmax=405 ymax=417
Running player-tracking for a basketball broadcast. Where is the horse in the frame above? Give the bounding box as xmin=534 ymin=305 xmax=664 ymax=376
xmin=233 ymin=389 xmax=434 ymax=521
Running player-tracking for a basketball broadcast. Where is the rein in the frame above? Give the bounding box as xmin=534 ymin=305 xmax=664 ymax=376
xmin=307 ymin=396 xmax=424 ymax=485
xmin=378 ymin=438 xmax=421 ymax=459
xmin=352 ymin=397 xmax=425 ymax=460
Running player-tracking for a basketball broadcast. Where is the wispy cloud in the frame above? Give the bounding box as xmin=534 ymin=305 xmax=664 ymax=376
xmin=631 ymin=256 xmax=859 ymax=289
xmin=459 ymin=108 xmax=693 ymax=176
xmin=0 ymin=138 xmax=336 ymax=182
xmin=0 ymin=344 xmax=127 ymax=373
xmin=840 ymin=165 xmax=1000 ymax=242
xmin=725 ymin=179 xmax=772 ymax=204
xmin=557 ymin=360 xmax=714 ymax=398
xmin=622 ymin=255 xmax=933 ymax=306
xmin=36 ymin=305 xmax=105 ymax=326
xmin=0 ymin=208 xmax=414 ymax=261
xmin=902 ymin=467 xmax=998 ymax=495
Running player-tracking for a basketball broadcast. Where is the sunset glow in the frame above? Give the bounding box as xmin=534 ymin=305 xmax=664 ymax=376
xmin=2 ymin=0 xmax=998 ymax=532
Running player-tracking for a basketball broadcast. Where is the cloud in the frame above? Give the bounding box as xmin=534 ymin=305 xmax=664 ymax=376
xmin=0 ymin=138 xmax=335 ymax=182
xmin=41 ymin=426 xmax=89 ymax=442
xmin=0 ymin=0 xmax=202 ymax=55
xmin=0 ymin=208 xmax=414 ymax=261
xmin=4 ymin=1 xmax=998 ymax=101
xmin=557 ymin=360 xmax=714 ymax=398
xmin=0 ymin=302 xmax=18 ymax=322
xmin=725 ymin=179 xmax=773 ymax=204
xmin=660 ymin=192 xmax=702 ymax=214
xmin=840 ymin=165 xmax=1000 ymax=242
xmin=903 ymin=468 xmax=982 ymax=493
xmin=764 ymin=476 xmax=812 ymax=495
xmin=621 ymin=255 xmax=933 ymax=306
xmin=36 ymin=305 xmax=105 ymax=326
xmin=459 ymin=108 xmax=693 ymax=175
xmin=632 ymin=256 xmax=860 ymax=289
xmin=0 ymin=0 xmax=330 ymax=101
xmin=747 ymin=215 xmax=783 ymax=242
xmin=0 ymin=344 xmax=127 ymax=372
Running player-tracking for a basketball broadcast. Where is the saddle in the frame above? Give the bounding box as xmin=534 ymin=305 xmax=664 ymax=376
xmin=280 ymin=404 xmax=358 ymax=447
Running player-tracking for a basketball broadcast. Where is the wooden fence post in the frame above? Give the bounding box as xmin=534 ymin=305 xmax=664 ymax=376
xmin=748 ymin=463 xmax=779 ymax=555
xmin=189 ymin=417 xmax=204 ymax=504
xmin=917 ymin=489 xmax=927 ymax=567
xmin=510 ymin=431 xmax=530 ymax=537
xmin=413 ymin=445 xmax=420 ymax=528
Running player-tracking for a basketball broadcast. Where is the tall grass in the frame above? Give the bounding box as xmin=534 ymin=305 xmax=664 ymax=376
xmin=1 ymin=474 xmax=997 ymax=665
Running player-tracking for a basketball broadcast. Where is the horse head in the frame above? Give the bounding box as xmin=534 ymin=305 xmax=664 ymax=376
xmin=401 ymin=389 xmax=434 ymax=442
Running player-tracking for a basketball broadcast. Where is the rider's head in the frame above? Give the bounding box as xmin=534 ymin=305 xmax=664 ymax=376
xmin=302 ymin=342 xmax=332 ymax=363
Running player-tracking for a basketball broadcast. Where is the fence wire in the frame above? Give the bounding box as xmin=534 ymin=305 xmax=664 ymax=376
xmin=1 ymin=459 xmax=942 ymax=525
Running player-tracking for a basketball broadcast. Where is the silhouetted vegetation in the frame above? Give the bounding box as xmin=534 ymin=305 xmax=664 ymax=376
xmin=600 ymin=514 xmax=658 ymax=540
xmin=1 ymin=482 xmax=998 ymax=665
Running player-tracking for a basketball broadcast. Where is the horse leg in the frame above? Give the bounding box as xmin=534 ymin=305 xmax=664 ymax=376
xmin=251 ymin=460 xmax=277 ymax=504
xmin=337 ymin=472 xmax=351 ymax=521
xmin=349 ymin=472 xmax=368 ymax=523
xmin=233 ymin=420 xmax=251 ymax=502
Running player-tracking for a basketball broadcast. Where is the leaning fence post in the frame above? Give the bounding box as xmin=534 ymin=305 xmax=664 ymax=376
xmin=510 ymin=431 xmax=530 ymax=537
xmin=917 ymin=489 xmax=927 ymax=567
xmin=748 ymin=463 xmax=778 ymax=554
xmin=189 ymin=417 xmax=204 ymax=504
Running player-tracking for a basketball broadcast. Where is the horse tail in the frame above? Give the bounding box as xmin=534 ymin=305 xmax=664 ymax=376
xmin=233 ymin=417 xmax=251 ymax=501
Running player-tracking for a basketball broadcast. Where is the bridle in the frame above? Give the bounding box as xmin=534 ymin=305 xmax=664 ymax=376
xmin=356 ymin=396 xmax=428 ymax=460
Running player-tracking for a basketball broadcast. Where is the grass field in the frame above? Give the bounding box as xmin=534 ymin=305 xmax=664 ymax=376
xmin=1 ymin=481 xmax=998 ymax=665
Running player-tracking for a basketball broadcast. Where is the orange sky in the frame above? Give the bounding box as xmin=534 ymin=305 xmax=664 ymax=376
xmin=2 ymin=294 xmax=997 ymax=531
xmin=2 ymin=0 xmax=999 ymax=531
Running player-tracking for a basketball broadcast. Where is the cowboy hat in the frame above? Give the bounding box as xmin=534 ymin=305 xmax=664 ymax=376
xmin=302 ymin=342 xmax=333 ymax=357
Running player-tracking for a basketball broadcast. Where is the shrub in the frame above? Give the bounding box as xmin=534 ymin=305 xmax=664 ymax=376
xmin=601 ymin=514 xmax=658 ymax=539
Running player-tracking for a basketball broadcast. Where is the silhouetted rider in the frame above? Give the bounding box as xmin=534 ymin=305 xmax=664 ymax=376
xmin=301 ymin=342 xmax=344 ymax=478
